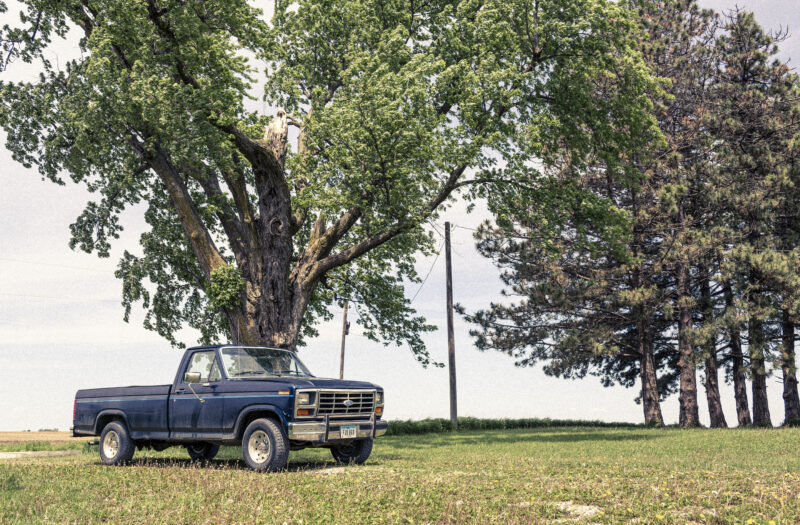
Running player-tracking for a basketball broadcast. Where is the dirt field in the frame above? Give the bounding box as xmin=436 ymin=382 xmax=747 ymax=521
xmin=0 ymin=431 xmax=90 ymax=443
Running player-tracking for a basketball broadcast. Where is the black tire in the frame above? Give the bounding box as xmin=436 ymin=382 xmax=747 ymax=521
xmin=186 ymin=443 xmax=220 ymax=461
xmin=241 ymin=418 xmax=289 ymax=472
xmin=330 ymin=439 xmax=373 ymax=465
xmin=99 ymin=420 xmax=136 ymax=466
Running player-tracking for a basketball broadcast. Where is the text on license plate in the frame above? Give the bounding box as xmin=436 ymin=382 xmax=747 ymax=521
xmin=340 ymin=425 xmax=357 ymax=438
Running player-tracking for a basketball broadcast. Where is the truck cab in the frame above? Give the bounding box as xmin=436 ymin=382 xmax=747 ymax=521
xmin=73 ymin=345 xmax=387 ymax=471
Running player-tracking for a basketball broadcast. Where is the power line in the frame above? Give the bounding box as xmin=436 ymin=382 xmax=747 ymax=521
xmin=410 ymin=239 xmax=445 ymax=303
xmin=452 ymin=224 xmax=480 ymax=232
xmin=429 ymin=221 xmax=445 ymax=238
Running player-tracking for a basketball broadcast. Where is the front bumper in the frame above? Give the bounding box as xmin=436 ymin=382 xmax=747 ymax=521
xmin=288 ymin=418 xmax=388 ymax=442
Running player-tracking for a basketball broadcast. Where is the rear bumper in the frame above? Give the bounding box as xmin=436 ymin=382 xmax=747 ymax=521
xmin=288 ymin=419 xmax=388 ymax=442
xmin=72 ymin=426 xmax=94 ymax=437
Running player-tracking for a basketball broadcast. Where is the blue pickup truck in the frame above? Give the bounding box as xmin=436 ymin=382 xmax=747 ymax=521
xmin=72 ymin=345 xmax=387 ymax=471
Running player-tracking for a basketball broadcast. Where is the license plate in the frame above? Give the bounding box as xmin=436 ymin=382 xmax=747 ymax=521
xmin=340 ymin=425 xmax=357 ymax=438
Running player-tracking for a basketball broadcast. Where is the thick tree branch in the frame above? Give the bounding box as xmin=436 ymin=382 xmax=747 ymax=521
xmin=72 ymin=9 xmax=226 ymax=281
xmin=128 ymin=136 xmax=227 ymax=278
xmin=306 ymin=163 xmax=469 ymax=282
xmin=223 ymin=154 xmax=259 ymax=253
xmin=185 ymin=165 xmax=248 ymax=264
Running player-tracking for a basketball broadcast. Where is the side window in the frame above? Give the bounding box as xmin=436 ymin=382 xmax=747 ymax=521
xmin=185 ymin=351 xmax=222 ymax=383
xmin=208 ymin=358 xmax=222 ymax=382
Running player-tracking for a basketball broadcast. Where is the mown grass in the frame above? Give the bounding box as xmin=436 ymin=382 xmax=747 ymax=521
xmin=0 ymin=441 xmax=90 ymax=453
xmin=1 ymin=427 xmax=799 ymax=524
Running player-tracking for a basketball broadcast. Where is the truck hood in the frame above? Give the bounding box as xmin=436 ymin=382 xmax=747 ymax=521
xmin=291 ymin=377 xmax=378 ymax=389
xmin=234 ymin=377 xmax=379 ymax=390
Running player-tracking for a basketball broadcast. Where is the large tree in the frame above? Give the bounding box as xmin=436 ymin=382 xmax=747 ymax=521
xmin=0 ymin=0 xmax=659 ymax=358
xmin=710 ymin=10 xmax=800 ymax=425
xmin=465 ymin=2 xmax=800 ymax=427
xmin=463 ymin=0 xmax=718 ymax=426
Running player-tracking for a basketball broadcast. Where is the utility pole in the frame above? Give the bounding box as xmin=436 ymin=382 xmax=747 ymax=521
xmin=445 ymin=222 xmax=458 ymax=428
xmin=339 ymin=299 xmax=349 ymax=380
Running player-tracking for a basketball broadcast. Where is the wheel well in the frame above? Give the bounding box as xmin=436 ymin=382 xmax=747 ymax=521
xmin=95 ymin=413 xmax=125 ymax=435
xmin=237 ymin=410 xmax=282 ymax=439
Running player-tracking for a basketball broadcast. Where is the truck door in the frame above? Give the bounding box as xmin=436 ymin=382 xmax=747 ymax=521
xmin=170 ymin=350 xmax=225 ymax=436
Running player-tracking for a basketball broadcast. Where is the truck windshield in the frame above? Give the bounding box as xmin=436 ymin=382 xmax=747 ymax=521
xmin=220 ymin=347 xmax=313 ymax=379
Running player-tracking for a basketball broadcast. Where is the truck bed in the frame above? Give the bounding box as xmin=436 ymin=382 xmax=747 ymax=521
xmin=75 ymin=385 xmax=171 ymax=399
xmin=74 ymin=385 xmax=172 ymax=438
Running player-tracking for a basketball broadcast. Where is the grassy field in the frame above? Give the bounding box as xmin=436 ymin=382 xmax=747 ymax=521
xmin=0 ymin=432 xmax=91 ymax=453
xmin=1 ymin=427 xmax=798 ymax=524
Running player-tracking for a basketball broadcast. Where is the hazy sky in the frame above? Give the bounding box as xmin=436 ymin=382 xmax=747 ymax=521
xmin=0 ymin=0 xmax=797 ymax=431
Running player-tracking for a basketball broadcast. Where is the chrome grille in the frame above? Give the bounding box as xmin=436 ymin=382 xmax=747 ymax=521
xmin=318 ymin=391 xmax=375 ymax=418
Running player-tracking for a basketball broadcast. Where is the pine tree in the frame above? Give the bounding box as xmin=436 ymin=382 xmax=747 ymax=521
xmin=710 ymin=9 xmax=800 ymax=426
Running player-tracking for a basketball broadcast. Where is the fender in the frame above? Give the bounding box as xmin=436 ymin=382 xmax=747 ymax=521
xmin=232 ymin=403 xmax=288 ymax=438
xmin=93 ymin=409 xmax=129 ymax=435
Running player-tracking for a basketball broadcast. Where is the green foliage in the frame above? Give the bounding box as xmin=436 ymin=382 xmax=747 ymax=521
xmin=207 ymin=265 xmax=246 ymax=312
xmin=0 ymin=0 xmax=660 ymax=360
xmin=465 ymin=1 xmax=800 ymax=425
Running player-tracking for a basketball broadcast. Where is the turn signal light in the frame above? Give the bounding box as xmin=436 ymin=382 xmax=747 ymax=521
xmin=297 ymin=409 xmax=311 ymax=416
xmin=375 ymin=407 xmax=383 ymax=415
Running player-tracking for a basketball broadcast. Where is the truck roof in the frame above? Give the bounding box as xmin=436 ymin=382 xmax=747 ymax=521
xmin=186 ymin=344 xmax=296 ymax=352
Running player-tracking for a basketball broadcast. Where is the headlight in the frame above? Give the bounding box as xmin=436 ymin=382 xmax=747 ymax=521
xmin=297 ymin=392 xmax=312 ymax=405
xmin=376 ymin=391 xmax=384 ymax=405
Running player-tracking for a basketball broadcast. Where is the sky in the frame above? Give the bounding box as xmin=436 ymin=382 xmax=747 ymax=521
xmin=0 ymin=0 xmax=798 ymax=431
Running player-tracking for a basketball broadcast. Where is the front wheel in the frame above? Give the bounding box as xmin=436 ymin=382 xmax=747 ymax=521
xmin=186 ymin=443 xmax=220 ymax=461
xmin=241 ymin=418 xmax=289 ymax=472
xmin=99 ymin=421 xmax=136 ymax=466
xmin=330 ymin=439 xmax=373 ymax=465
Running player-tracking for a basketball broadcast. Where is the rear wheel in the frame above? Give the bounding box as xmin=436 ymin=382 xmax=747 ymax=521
xmin=330 ymin=439 xmax=373 ymax=465
xmin=186 ymin=443 xmax=220 ymax=461
xmin=241 ymin=418 xmax=289 ymax=472
xmin=99 ymin=421 xmax=135 ymax=466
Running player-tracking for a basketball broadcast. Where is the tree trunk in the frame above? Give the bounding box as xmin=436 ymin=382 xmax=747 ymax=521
xmin=637 ymin=302 xmax=663 ymax=426
xmin=700 ymin=272 xmax=727 ymax=428
xmin=781 ymin=311 xmax=800 ymax=425
xmin=723 ymin=281 xmax=751 ymax=426
xmin=749 ymin=314 xmax=771 ymax=426
xmin=631 ymin=253 xmax=663 ymax=426
xmin=748 ymin=267 xmax=771 ymax=426
xmin=704 ymin=350 xmax=727 ymax=428
xmin=640 ymin=333 xmax=664 ymax=426
xmin=676 ymin=261 xmax=700 ymax=427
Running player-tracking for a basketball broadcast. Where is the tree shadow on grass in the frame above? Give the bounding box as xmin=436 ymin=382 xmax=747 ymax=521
xmin=114 ymin=456 xmax=397 ymax=472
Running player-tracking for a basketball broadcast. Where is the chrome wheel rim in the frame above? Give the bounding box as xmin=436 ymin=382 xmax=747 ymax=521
xmin=103 ymin=430 xmax=120 ymax=459
xmin=248 ymin=430 xmax=271 ymax=464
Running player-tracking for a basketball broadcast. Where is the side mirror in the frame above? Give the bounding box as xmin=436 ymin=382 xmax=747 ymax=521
xmin=184 ymin=372 xmax=201 ymax=384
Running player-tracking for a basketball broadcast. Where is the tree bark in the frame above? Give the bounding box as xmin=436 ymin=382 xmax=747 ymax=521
xmin=748 ymin=268 xmax=771 ymax=426
xmin=748 ymin=325 xmax=770 ymax=425
xmin=749 ymin=317 xmax=771 ymax=426
xmin=700 ymin=271 xmax=727 ymax=428
xmin=639 ymin=327 xmax=664 ymax=426
xmin=676 ymin=261 xmax=701 ymax=427
xmin=723 ymin=281 xmax=751 ymax=426
xmin=781 ymin=311 xmax=800 ymax=425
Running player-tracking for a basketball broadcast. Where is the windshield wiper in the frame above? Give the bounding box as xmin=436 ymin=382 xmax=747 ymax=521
xmin=235 ymin=371 xmax=269 ymax=377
